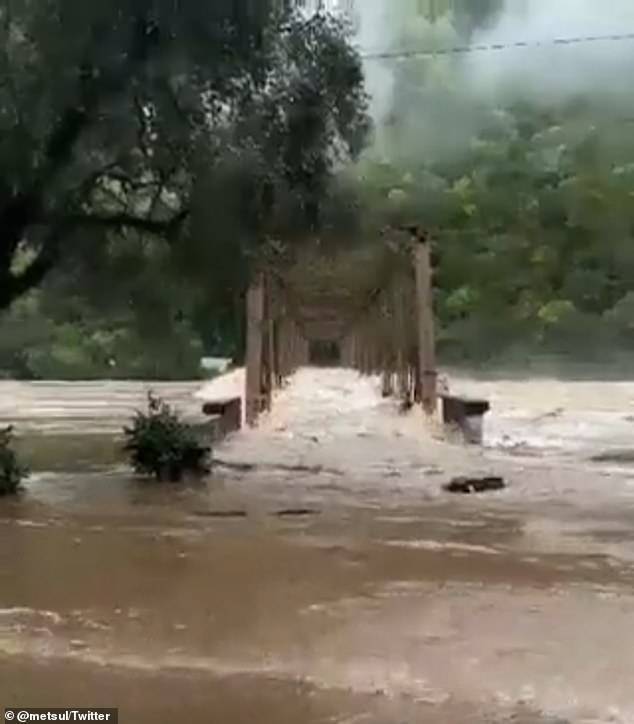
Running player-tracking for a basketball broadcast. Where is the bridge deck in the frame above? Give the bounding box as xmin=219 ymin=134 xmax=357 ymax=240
xmin=200 ymin=367 xmax=480 ymax=491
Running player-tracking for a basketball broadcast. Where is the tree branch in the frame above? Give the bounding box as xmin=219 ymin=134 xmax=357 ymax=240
xmin=0 ymin=13 xmax=164 ymax=275
xmin=0 ymin=203 xmax=189 ymax=311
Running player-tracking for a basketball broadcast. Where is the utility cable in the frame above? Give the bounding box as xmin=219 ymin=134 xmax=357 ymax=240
xmin=359 ymin=31 xmax=634 ymax=61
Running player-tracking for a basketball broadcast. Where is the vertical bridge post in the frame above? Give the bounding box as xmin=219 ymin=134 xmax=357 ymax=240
xmin=245 ymin=271 xmax=265 ymax=427
xmin=413 ymin=228 xmax=438 ymax=416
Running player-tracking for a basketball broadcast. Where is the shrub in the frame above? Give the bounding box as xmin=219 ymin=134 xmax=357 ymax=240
xmin=123 ymin=393 xmax=211 ymax=482
xmin=0 ymin=426 xmax=28 ymax=496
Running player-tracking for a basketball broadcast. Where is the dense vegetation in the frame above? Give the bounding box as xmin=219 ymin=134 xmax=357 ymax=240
xmin=0 ymin=0 xmax=369 ymax=377
xmin=356 ymin=100 xmax=634 ymax=364
xmin=1 ymin=0 xmax=633 ymax=376
xmin=350 ymin=1 xmax=634 ymax=367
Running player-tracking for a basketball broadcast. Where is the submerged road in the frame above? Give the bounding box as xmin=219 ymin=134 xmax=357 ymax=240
xmin=1 ymin=368 xmax=634 ymax=722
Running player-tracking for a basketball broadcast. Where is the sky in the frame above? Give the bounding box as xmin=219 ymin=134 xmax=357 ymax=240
xmin=353 ymin=0 xmax=634 ymax=158
xmin=468 ymin=0 xmax=634 ymax=101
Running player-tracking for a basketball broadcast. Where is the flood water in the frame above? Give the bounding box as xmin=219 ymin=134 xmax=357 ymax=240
xmin=2 ymin=369 xmax=634 ymax=723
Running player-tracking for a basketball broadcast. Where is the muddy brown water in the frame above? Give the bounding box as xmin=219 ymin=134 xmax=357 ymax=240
xmin=2 ymin=371 xmax=634 ymax=723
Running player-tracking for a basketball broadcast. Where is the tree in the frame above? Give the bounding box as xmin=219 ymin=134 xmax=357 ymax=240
xmin=353 ymin=82 xmax=634 ymax=363
xmin=0 ymin=0 xmax=369 ymax=310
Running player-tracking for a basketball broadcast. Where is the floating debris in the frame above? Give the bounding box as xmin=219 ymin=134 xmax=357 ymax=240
xmin=444 ymin=476 xmax=506 ymax=494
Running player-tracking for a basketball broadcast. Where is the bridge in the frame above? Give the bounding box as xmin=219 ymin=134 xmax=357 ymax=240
xmin=242 ymin=226 xmax=440 ymax=428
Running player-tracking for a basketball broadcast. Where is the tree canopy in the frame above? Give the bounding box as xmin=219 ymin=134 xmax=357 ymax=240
xmin=347 ymin=4 xmax=634 ymax=366
xmin=3 ymin=1 xmax=634 ymax=377
xmin=0 ymin=0 xmax=369 ymax=310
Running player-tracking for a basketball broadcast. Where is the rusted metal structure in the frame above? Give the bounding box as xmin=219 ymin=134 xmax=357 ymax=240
xmin=243 ymin=226 xmax=439 ymax=428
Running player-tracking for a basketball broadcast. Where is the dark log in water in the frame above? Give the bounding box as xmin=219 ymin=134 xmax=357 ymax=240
xmin=444 ymin=476 xmax=506 ymax=494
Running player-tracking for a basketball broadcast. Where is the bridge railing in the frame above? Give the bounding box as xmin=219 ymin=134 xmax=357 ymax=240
xmin=243 ymin=226 xmax=438 ymax=427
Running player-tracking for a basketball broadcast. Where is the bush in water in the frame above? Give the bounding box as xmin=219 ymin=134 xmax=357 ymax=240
xmin=0 ymin=426 xmax=28 ymax=496
xmin=123 ymin=393 xmax=211 ymax=482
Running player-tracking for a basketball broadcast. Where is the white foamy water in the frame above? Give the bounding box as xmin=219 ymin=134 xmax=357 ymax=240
xmin=214 ymin=368 xmax=472 ymax=482
xmin=205 ymin=368 xmax=634 ymax=511
xmin=450 ymin=377 xmax=634 ymax=460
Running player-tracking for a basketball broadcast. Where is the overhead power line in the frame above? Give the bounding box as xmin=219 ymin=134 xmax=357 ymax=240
xmin=359 ymin=31 xmax=634 ymax=61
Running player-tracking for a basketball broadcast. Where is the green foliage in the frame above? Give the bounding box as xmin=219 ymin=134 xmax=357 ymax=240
xmin=123 ymin=393 xmax=210 ymax=482
xmin=3 ymin=0 xmax=633 ymax=373
xmin=0 ymin=1 xmax=369 ymax=379
xmin=0 ymin=427 xmax=28 ymax=496
xmin=0 ymin=290 xmax=205 ymax=380
xmin=0 ymin=1 xmax=369 ymax=310
xmin=352 ymin=31 xmax=634 ymax=366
